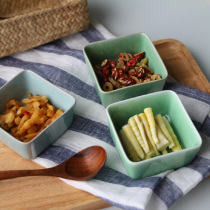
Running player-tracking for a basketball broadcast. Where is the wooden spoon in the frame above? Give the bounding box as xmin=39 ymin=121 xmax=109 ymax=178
xmin=0 ymin=146 xmax=106 ymax=181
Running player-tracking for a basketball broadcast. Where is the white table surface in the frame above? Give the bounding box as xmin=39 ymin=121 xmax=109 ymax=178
xmin=87 ymin=0 xmax=210 ymax=209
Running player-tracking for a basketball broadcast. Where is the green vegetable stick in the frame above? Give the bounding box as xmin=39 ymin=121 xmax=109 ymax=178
xmin=122 ymin=124 xmax=145 ymax=159
xmin=161 ymin=150 xmax=168 ymax=155
xmin=139 ymin=113 xmax=160 ymax=156
xmin=143 ymin=152 xmax=152 ymax=160
xmin=128 ymin=116 xmax=148 ymax=153
xmin=155 ymin=114 xmax=175 ymax=148
xmin=119 ymin=129 xmax=141 ymax=162
xmin=132 ymin=115 xmax=150 ymax=153
xmin=144 ymin=108 xmax=159 ymax=144
xmin=155 ymin=123 xmax=170 ymax=151
xmin=162 ymin=116 xmax=182 ymax=152
xmin=146 ymin=137 xmax=157 ymax=158
xmin=133 ymin=115 xmax=156 ymax=157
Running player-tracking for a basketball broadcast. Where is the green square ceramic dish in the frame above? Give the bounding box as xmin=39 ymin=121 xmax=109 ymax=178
xmin=83 ymin=33 xmax=168 ymax=107
xmin=106 ymin=90 xmax=202 ymax=179
xmin=0 ymin=70 xmax=75 ymax=159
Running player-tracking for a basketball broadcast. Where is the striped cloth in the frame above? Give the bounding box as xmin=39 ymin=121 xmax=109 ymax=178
xmin=0 ymin=20 xmax=209 ymax=210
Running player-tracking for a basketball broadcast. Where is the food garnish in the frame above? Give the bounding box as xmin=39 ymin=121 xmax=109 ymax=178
xmin=119 ymin=108 xmax=182 ymax=161
xmin=94 ymin=52 xmax=162 ymax=91
xmin=0 ymin=93 xmax=63 ymax=142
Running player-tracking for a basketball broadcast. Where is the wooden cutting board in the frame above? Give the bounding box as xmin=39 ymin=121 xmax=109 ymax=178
xmin=153 ymin=39 xmax=210 ymax=93
xmin=0 ymin=39 xmax=209 ymax=210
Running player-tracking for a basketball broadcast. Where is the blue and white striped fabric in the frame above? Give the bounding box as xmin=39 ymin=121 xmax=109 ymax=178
xmin=0 ymin=20 xmax=209 ymax=210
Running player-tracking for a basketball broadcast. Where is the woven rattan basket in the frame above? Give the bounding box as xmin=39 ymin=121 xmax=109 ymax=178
xmin=0 ymin=0 xmax=90 ymax=58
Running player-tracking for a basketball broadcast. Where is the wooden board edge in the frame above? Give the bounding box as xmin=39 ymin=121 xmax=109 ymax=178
xmin=153 ymin=39 xmax=210 ymax=94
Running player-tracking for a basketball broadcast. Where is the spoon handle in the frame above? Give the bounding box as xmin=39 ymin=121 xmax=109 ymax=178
xmin=0 ymin=168 xmax=53 ymax=180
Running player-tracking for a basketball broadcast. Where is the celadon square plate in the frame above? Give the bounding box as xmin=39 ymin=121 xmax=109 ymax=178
xmin=0 ymin=70 xmax=75 ymax=159
xmin=106 ymin=90 xmax=202 ymax=179
xmin=83 ymin=33 xmax=168 ymax=107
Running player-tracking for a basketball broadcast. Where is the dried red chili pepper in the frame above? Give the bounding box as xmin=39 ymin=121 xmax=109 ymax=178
xmin=118 ymin=76 xmax=134 ymax=85
xmin=111 ymin=67 xmax=118 ymax=80
xmin=111 ymin=60 xmax=117 ymax=68
xmin=95 ymin=51 xmax=161 ymax=91
xmin=121 ymin=65 xmax=129 ymax=71
xmin=127 ymin=58 xmax=136 ymax=66
xmin=119 ymin=53 xmax=123 ymax=58
xmin=118 ymin=69 xmax=124 ymax=77
xmin=102 ymin=67 xmax=110 ymax=77
xmin=118 ymin=57 xmax=124 ymax=62
xmin=133 ymin=52 xmax=145 ymax=61
xmin=129 ymin=72 xmax=137 ymax=77
xmin=136 ymin=66 xmax=146 ymax=78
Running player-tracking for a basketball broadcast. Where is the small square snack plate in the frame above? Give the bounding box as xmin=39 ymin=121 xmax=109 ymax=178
xmin=106 ymin=90 xmax=202 ymax=179
xmin=0 ymin=70 xmax=75 ymax=159
xmin=83 ymin=33 xmax=168 ymax=107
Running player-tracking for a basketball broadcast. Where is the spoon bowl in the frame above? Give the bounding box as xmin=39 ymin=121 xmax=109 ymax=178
xmin=65 ymin=145 xmax=106 ymax=180
xmin=0 ymin=146 xmax=106 ymax=181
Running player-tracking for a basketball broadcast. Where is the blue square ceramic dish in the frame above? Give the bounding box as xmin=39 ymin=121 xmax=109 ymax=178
xmin=84 ymin=33 xmax=168 ymax=107
xmin=106 ymin=90 xmax=202 ymax=179
xmin=0 ymin=70 xmax=75 ymax=159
